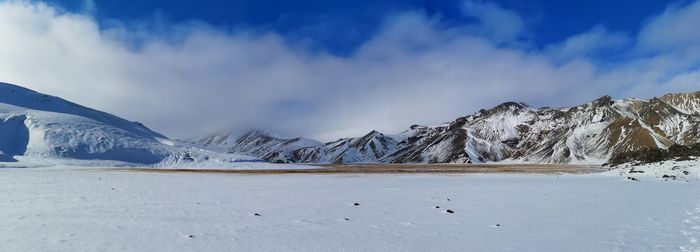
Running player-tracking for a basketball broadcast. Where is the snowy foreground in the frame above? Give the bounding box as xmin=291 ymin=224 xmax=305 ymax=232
xmin=607 ymin=159 xmax=700 ymax=182
xmin=1 ymin=168 xmax=699 ymax=252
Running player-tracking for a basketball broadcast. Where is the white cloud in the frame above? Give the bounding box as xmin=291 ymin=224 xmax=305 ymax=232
xmin=0 ymin=0 xmax=699 ymax=141
xmin=638 ymin=0 xmax=700 ymax=51
xmin=545 ymin=25 xmax=629 ymax=62
xmin=461 ymin=0 xmax=526 ymax=44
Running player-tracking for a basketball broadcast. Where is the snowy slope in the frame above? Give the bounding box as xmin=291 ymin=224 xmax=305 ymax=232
xmin=0 ymin=82 xmax=259 ymax=167
xmin=0 ymin=82 xmax=170 ymax=164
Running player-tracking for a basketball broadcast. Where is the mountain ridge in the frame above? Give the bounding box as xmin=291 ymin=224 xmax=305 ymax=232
xmin=198 ymin=91 xmax=700 ymax=165
xmin=2 ymin=81 xmax=698 ymax=166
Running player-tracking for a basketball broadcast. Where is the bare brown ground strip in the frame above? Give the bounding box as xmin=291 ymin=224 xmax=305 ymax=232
xmin=110 ymin=164 xmax=606 ymax=175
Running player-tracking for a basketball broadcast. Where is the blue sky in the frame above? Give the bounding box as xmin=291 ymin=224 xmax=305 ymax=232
xmin=1 ymin=0 xmax=700 ymax=140
xmin=47 ymin=0 xmax=681 ymax=54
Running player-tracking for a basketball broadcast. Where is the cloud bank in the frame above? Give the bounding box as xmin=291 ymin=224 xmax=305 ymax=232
xmin=1 ymin=0 xmax=700 ymax=141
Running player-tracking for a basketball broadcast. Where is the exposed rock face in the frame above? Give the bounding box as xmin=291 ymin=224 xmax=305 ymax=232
xmin=660 ymin=91 xmax=700 ymax=115
xmin=199 ymin=91 xmax=700 ymax=164
xmin=380 ymin=123 xmax=470 ymax=164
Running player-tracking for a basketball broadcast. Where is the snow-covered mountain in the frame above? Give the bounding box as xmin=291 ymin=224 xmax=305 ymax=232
xmin=3 ymin=81 xmax=698 ymax=166
xmin=387 ymin=95 xmax=700 ymax=164
xmin=0 ymin=82 xmax=257 ymax=166
xmin=199 ymin=92 xmax=700 ymax=164
xmin=198 ymin=130 xmax=324 ymax=163
xmin=196 ymin=130 xmax=397 ymax=163
xmin=323 ymin=130 xmax=398 ymax=163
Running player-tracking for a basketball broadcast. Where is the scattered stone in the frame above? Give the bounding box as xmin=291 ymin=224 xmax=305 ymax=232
xmin=446 ymin=198 xmax=451 ymax=201
xmin=435 ymin=206 xmax=440 ymax=209
xmin=626 ymin=177 xmax=639 ymax=181
xmin=496 ymin=224 xmax=501 ymax=227
xmin=629 ymin=169 xmax=644 ymax=173
xmin=111 ymin=188 xmax=116 ymax=190
xmin=344 ymin=218 xmax=350 ymax=221
xmin=662 ymin=175 xmax=677 ymax=180
xmin=683 ymin=171 xmax=690 ymax=175
xmin=446 ymin=209 xmax=455 ymax=214
xmin=353 ymin=203 xmax=360 ymax=206
xmin=254 ymin=213 xmax=261 ymax=216
xmin=196 ymin=202 xmax=200 ymax=205
xmin=189 ymin=235 xmax=194 ymax=238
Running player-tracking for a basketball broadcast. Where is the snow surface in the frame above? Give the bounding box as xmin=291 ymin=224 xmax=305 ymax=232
xmin=0 ymin=168 xmax=698 ymax=251
xmin=606 ymin=159 xmax=700 ymax=182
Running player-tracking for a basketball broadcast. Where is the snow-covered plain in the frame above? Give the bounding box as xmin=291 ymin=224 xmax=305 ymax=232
xmin=0 ymin=156 xmax=317 ymax=170
xmin=0 ymin=168 xmax=698 ymax=251
xmin=606 ymin=159 xmax=700 ymax=182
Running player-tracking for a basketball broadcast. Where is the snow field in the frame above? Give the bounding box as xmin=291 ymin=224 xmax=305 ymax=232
xmin=0 ymin=169 xmax=697 ymax=251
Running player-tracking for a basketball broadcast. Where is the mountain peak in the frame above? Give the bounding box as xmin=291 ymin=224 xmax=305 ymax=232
xmin=592 ymin=95 xmax=614 ymax=106
xmin=477 ymin=101 xmax=530 ymax=117
xmin=495 ymin=101 xmax=529 ymax=110
xmin=243 ymin=129 xmax=274 ymax=137
xmin=365 ymin=130 xmax=382 ymax=136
